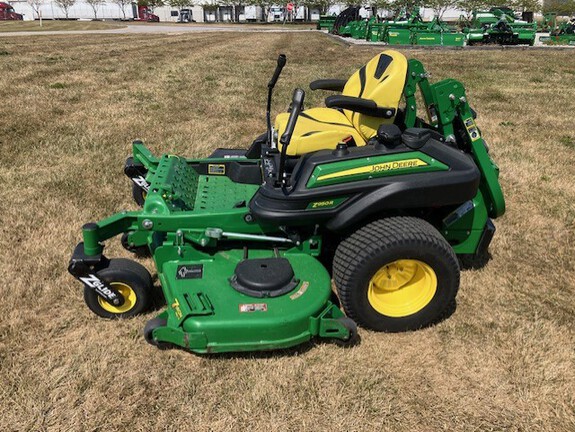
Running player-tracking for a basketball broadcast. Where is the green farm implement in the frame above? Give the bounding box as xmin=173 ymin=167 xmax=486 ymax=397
xmin=331 ymin=6 xmax=363 ymax=38
xmin=383 ymin=14 xmax=464 ymax=46
xmin=333 ymin=8 xmax=464 ymax=46
xmin=317 ymin=15 xmax=337 ymax=31
xmin=538 ymin=12 xmax=557 ymax=32
xmin=540 ymin=18 xmax=575 ymax=45
xmin=463 ymin=7 xmax=536 ymax=45
xmin=69 ymin=50 xmax=505 ymax=355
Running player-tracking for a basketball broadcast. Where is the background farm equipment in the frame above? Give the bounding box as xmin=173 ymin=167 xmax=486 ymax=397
xmin=540 ymin=18 xmax=575 ymax=45
xmin=317 ymin=14 xmax=336 ymax=31
xmin=462 ymin=8 xmax=536 ymax=45
xmin=380 ymin=14 xmax=464 ymax=46
xmin=331 ymin=6 xmax=362 ymax=36
xmin=538 ymin=12 xmax=557 ymax=32
xmin=334 ymin=8 xmax=464 ymax=47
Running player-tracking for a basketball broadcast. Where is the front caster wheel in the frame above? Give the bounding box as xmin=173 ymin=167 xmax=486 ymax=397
xmin=333 ymin=217 xmax=460 ymax=332
xmin=83 ymin=259 xmax=154 ymax=319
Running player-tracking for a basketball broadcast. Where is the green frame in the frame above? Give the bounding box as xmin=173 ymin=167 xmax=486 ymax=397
xmin=82 ymin=59 xmax=505 ymax=260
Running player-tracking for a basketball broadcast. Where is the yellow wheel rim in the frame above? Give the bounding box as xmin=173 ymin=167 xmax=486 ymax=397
xmin=142 ymin=191 xmax=147 ymax=200
xmin=367 ymin=259 xmax=437 ymax=317
xmin=97 ymin=282 xmax=137 ymax=314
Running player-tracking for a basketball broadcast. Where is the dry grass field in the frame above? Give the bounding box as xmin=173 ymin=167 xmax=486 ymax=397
xmin=0 ymin=32 xmax=574 ymax=431
xmin=0 ymin=20 xmax=125 ymax=32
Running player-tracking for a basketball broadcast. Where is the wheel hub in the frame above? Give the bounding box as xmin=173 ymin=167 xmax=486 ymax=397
xmin=368 ymin=259 xmax=437 ymax=317
xmin=98 ymin=282 xmax=137 ymax=314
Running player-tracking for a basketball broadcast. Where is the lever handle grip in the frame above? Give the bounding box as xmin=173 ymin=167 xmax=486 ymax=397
xmin=280 ymin=88 xmax=305 ymax=146
xmin=268 ymin=54 xmax=287 ymax=89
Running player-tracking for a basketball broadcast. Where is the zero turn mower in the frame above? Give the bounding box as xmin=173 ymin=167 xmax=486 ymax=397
xmin=69 ymin=50 xmax=505 ymax=354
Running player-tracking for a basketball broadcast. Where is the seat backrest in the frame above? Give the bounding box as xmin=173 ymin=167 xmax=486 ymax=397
xmin=341 ymin=50 xmax=408 ymax=140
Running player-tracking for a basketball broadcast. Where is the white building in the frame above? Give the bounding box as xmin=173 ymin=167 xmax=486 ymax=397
xmin=10 ymin=0 xmax=204 ymax=21
xmin=7 ymin=1 xmax=545 ymax=23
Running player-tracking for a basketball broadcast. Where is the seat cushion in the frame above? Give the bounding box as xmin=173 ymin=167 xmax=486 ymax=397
xmin=274 ymin=107 xmax=366 ymax=156
xmin=342 ymin=50 xmax=408 ymax=140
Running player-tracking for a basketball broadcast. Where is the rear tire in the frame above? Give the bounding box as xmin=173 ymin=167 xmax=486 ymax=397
xmin=333 ymin=217 xmax=459 ymax=332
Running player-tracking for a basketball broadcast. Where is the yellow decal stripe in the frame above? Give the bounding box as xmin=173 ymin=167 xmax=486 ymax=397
xmin=317 ymin=158 xmax=428 ymax=182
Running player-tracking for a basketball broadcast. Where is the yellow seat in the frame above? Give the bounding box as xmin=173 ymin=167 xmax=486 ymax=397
xmin=275 ymin=50 xmax=408 ymax=156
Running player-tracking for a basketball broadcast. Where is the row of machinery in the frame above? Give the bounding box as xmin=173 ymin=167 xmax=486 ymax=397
xmin=330 ymin=7 xmax=465 ymax=47
xmin=323 ymin=6 xmax=540 ymax=46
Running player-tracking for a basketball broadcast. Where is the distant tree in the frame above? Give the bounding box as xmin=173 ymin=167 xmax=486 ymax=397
xmin=171 ymin=0 xmax=194 ymax=12
xmin=384 ymin=0 xmax=422 ymax=18
xmin=543 ymin=0 xmax=574 ymax=14
xmin=425 ymin=0 xmax=458 ymax=18
xmin=202 ymin=1 xmax=218 ymax=21
xmin=211 ymin=0 xmax=246 ymax=22
xmin=139 ymin=0 xmax=165 ymax=12
xmin=302 ymin=0 xmax=333 ymax=15
xmin=366 ymin=0 xmax=393 ymax=17
xmin=55 ymin=0 xmax=76 ymax=18
xmin=85 ymin=0 xmax=103 ymax=19
xmin=246 ymin=0 xmax=274 ymax=21
xmin=113 ymin=0 xmax=131 ymax=18
xmin=455 ymin=0 xmax=489 ymax=21
xmin=27 ymin=0 xmax=44 ymax=19
xmin=508 ymin=0 xmax=541 ymax=12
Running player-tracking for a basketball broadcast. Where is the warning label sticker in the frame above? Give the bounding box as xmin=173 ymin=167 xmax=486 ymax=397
xmin=290 ymin=281 xmax=309 ymax=300
xmin=239 ymin=303 xmax=268 ymax=313
xmin=208 ymin=164 xmax=226 ymax=175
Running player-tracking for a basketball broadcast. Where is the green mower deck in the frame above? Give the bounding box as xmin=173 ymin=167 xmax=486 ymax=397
xmin=150 ymin=249 xmax=347 ymax=353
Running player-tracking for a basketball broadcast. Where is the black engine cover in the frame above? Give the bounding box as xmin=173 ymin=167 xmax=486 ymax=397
xmin=249 ymin=133 xmax=481 ymax=231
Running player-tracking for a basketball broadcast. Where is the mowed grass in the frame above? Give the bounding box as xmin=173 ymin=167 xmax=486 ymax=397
xmin=0 ymin=32 xmax=574 ymax=431
xmin=0 ymin=20 xmax=125 ymax=32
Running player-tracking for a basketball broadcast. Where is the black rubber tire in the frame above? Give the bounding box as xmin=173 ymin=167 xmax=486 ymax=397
xmin=106 ymin=258 xmax=153 ymax=288
xmin=83 ymin=259 xmax=154 ymax=319
xmin=132 ymin=183 xmax=147 ymax=207
xmin=144 ymin=317 xmax=172 ymax=350
xmin=121 ymin=232 xmax=151 ymax=258
xmin=332 ymin=317 xmax=360 ymax=347
xmin=333 ymin=217 xmax=460 ymax=332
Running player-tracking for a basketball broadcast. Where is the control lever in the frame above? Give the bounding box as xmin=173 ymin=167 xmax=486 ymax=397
xmin=266 ymin=54 xmax=287 ymax=147
xmin=277 ymin=88 xmax=305 ymax=184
